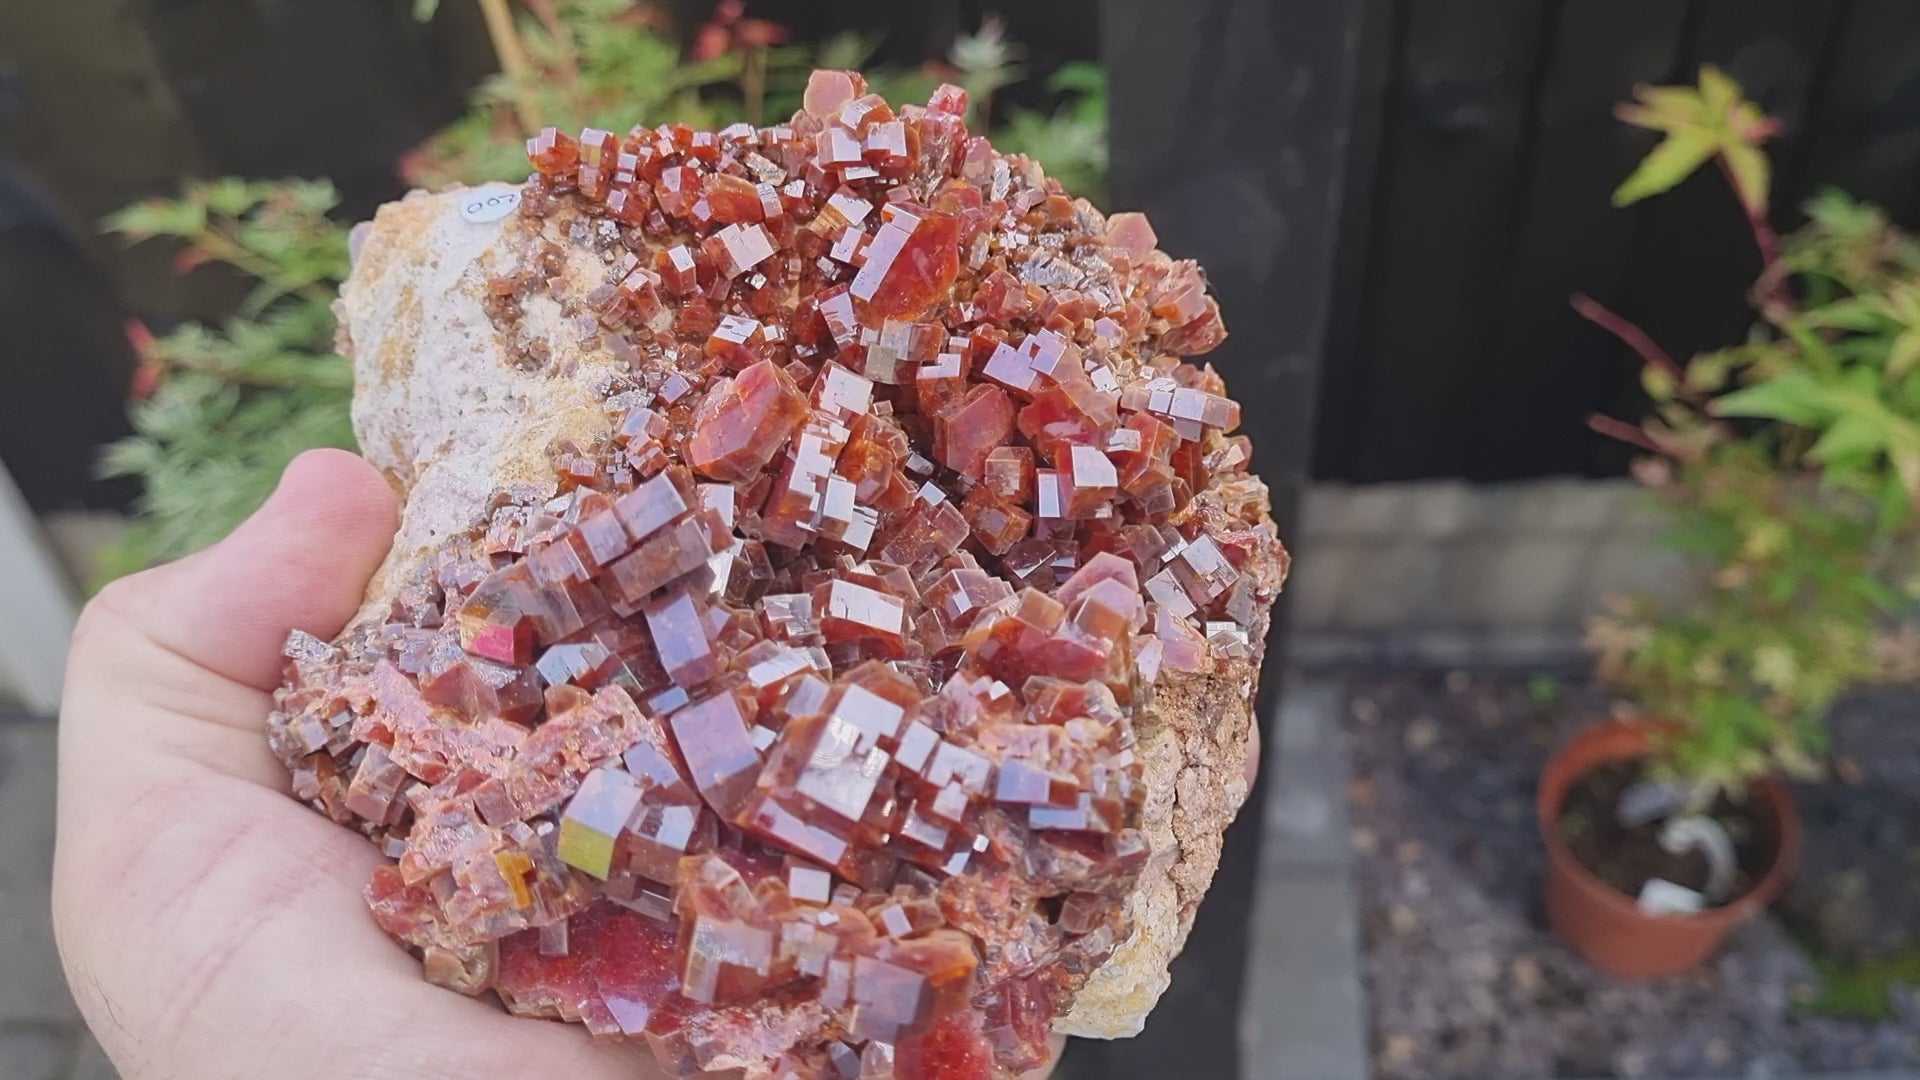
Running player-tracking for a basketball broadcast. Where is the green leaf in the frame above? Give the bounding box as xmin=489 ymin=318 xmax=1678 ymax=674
xmin=1614 ymin=129 xmax=1719 ymax=207
xmin=1802 ymin=949 xmax=1920 ymax=1022
xmin=237 ymin=280 xmax=299 ymax=319
xmin=1889 ymin=332 xmax=1920 ymax=379
xmin=1711 ymin=372 xmax=1830 ymax=425
xmin=1809 ymin=413 xmax=1889 ymax=464
xmin=201 ymin=177 xmax=261 ymax=216
xmin=1797 ymin=298 xmax=1885 ymax=333
xmin=1616 ymin=85 xmax=1706 ymax=133
xmin=1698 ymin=65 xmax=1744 ymax=117
xmin=1877 ymin=471 xmax=1912 ymax=531
xmin=285 ymin=179 xmax=342 ymax=216
xmin=1896 ymin=447 xmax=1920 ymax=499
xmin=1684 ymin=350 xmax=1735 ymax=393
xmin=103 ymin=198 xmax=207 ymax=240
xmin=1722 ymin=143 xmax=1772 ymax=215
xmin=1642 ymin=364 xmax=1678 ymax=402
xmin=1803 ymin=188 xmax=1882 ymax=239
xmin=413 ymin=0 xmax=440 ymax=20
xmin=1527 ymin=674 xmax=1562 ymax=707
xmin=1049 ymin=61 xmax=1107 ymax=97
xmin=1847 ymin=573 xmax=1909 ymax=614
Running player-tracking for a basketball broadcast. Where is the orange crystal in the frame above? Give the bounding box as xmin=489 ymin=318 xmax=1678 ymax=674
xmin=687 ymin=359 xmax=809 ymax=481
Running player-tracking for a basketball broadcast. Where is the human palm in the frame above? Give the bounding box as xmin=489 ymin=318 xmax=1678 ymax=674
xmin=52 ymin=449 xmax=1065 ymax=1079
xmin=52 ymin=451 xmax=665 ymax=1080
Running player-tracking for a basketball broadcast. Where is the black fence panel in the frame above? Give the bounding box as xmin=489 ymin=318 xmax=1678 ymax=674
xmin=11 ymin=2 xmax=1920 ymax=507
xmin=1063 ymin=0 xmax=1368 ymax=1076
xmin=1312 ymin=0 xmax=1920 ymax=484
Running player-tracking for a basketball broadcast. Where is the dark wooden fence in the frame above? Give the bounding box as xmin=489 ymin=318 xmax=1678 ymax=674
xmin=1314 ymin=0 xmax=1920 ymax=484
xmin=9 ymin=2 xmax=1920 ymax=509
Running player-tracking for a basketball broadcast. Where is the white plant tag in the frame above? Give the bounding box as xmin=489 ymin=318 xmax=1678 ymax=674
xmin=458 ymin=185 xmax=522 ymax=224
xmin=1616 ymin=780 xmax=1689 ymax=828
xmin=1660 ymin=815 xmax=1738 ymax=903
xmin=1637 ymin=878 xmax=1706 ymax=916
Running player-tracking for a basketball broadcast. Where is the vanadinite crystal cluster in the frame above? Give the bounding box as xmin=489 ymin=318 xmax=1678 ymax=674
xmin=271 ymin=70 xmax=1285 ymax=1080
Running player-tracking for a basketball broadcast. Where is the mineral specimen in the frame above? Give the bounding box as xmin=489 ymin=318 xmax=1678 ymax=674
xmin=272 ymin=69 xmax=1287 ymax=1080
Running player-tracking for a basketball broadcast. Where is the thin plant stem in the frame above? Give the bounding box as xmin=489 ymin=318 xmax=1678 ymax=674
xmin=479 ymin=0 xmax=542 ymax=136
xmin=196 ymin=229 xmax=334 ymax=307
xmin=1571 ymin=292 xmax=1699 ymax=401
xmin=1588 ymin=412 xmax=1665 ymax=455
xmin=743 ymin=45 xmax=767 ymax=125
xmin=523 ymin=0 xmax=580 ymax=91
xmin=1717 ymin=156 xmax=1791 ymax=313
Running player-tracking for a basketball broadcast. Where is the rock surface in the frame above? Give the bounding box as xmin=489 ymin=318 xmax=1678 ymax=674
xmin=339 ymin=182 xmax=1270 ymax=1047
xmin=277 ymin=73 xmax=1285 ymax=1077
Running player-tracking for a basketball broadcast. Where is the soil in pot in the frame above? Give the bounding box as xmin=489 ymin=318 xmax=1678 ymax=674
xmin=1557 ymin=760 xmax=1774 ymax=905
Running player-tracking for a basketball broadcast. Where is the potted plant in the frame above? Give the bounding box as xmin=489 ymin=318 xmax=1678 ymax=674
xmin=1548 ymin=67 xmax=1920 ymax=978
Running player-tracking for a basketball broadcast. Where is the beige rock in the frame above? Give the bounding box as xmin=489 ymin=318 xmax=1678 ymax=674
xmin=335 ymin=184 xmax=1281 ymax=1042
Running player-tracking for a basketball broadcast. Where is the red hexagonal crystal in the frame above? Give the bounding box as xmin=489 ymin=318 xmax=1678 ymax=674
xmin=669 ymin=690 xmax=763 ymax=819
xmin=704 ymin=173 xmax=765 ymax=223
xmin=935 ymin=383 xmax=1014 ymax=480
xmin=850 ymin=206 xmax=960 ymax=326
xmin=687 ymin=359 xmax=809 ymax=481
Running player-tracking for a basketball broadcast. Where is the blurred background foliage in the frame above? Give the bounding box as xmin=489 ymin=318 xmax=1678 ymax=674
xmin=1584 ymin=70 xmax=1920 ymax=801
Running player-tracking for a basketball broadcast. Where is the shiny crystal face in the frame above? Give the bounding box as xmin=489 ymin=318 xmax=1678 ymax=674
xmin=271 ymin=70 xmax=1282 ymax=1080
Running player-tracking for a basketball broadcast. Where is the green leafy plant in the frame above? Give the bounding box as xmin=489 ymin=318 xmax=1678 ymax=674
xmin=1798 ymin=941 xmax=1920 ymax=1021
xmin=403 ymin=0 xmax=742 ymax=187
xmin=402 ymin=5 xmax=1090 ymax=191
xmin=99 ymin=179 xmax=355 ymax=582
xmin=102 ymin=2 xmax=1108 ymax=579
xmin=1527 ymin=673 xmax=1564 ymax=709
xmin=1583 ymin=67 xmax=1920 ymax=799
xmin=993 ymin=61 xmax=1109 ymax=204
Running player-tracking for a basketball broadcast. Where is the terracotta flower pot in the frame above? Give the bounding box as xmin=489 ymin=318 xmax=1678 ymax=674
xmin=1536 ymin=717 xmax=1801 ymax=979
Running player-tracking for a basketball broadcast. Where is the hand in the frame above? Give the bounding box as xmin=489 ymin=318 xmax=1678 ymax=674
xmin=50 ymin=450 xmax=1063 ymax=1079
xmin=52 ymin=450 xmax=669 ymax=1079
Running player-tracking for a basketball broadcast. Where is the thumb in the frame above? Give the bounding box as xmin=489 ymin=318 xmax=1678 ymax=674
xmin=93 ymin=448 xmax=398 ymax=692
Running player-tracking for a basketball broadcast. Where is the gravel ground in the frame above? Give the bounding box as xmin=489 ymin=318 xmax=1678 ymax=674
xmin=1346 ymin=674 xmax=1920 ymax=1079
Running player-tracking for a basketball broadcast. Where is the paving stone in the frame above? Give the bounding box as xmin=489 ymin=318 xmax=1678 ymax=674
xmin=1264 ymin=684 xmax=1352 ymax=872
xmin=1310 ymin=479 xmax=1476 ymax=542
xmin=1580 ymin=533 xmax=1696 ymax=605
xmin=1316 ymin=483 xmax=1410 ymax=540
xmin=69 ymin=1029 xmax=119 ymax=1080
xmin=1400 ymin=478 xmax=1474 ymax=540
xmin=1292 ymin=480 xmax=1677 ymax=658
xmin=0 ymin=1022 xmax=71 ymax=1080
xmin=1288 ymin=627 xmax=1589 ymax=671
xmin=1245 ymin=681 xmax=1368 ymax=1080
xmin=0 ymin=722 xmax=76 ymax=1024
xmin=1500 ymin=477 xmax=1639 ymax=535
xmin=1289 ymin=482 xmax=1684 ymax=668
xmin=1283 ymin=540 xmax=1359 ymax=635
xmin=1611 ymin=480 xmax=1675 ymax=535
xmin=1275 ymin=681 xmax=1342 ymax=757
xmin=1298 ymin=485 xmax=1352 ymax=542
xmin=1415 ymin=539 xmax=1502 ymax=627
xmin=1243 ymin=873 xmax=1368 ymax=1080
xmin=1336 ymin=541 xmax=1441 ymax=633
xmin=1435 ymin=535 xmax=1593 ymax=629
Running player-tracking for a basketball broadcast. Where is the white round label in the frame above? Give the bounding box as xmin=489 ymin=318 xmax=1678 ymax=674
xmin=459 ymin=185 xmax=523 ymax=224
